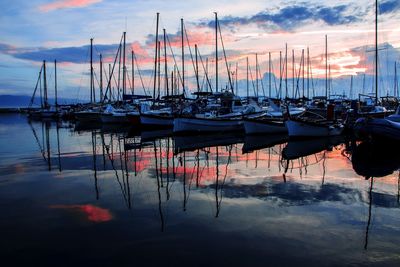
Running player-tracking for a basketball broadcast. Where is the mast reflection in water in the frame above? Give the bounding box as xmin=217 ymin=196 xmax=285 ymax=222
xmin=1 ymin=114 xmax=400 ymax=266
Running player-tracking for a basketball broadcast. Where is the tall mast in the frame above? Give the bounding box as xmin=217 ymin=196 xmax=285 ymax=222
xmin=90 ymin=38 xmax=94 ymax=103
xmin=246 ymin=57 xmax=249 ymax=99
xmin=395 ymin=61 xmax=398 ymax=97
xmin=292 ymin=49 xmax=295 ymax=98
xmin=302 ymin=49 xmax=305 ymax=98
xmin=256 ymin=53 xmax=259 ymax=98
xmin=350 ymin=75 xmax=353 ymax=99
xmin=43 ymin=60 xmax=48 ymax=109
xmin=100 ymin=54 xmax=103 ymax=102
xmin=307 ymin=47 xmax=310 ymax=99
xmin=235 ymin=62 xmax=238 ymax=96
xmin=108 ymin=64 xmax=112 ymax=101
xmin=285 ymin=43 xmax=288 ymax=98
xmin=328 ymin=64 xmax=331 ymax=97
xmin=181 ymin=19 xmax=185 ymax=96
xmin=325 ymin=35 xmax=328 ymax=99
xmin=279 ymin=51 xmax=282 ymax=99
xmin=122 ymin=31 xmax=126 ymax=96
xmin=163 ymin=29 xmax=169 ymax=96
xmin=131 ymin=49 xmax=135 ymax=95
xmin=54 ymin=59 xmax=58 ymax=111
xmin=215 ymin=12 xmax=218 ymax=93
xmin=269 ymin=52 xmax=271 ymax=98
xmin=153 ymin=12 xmax=160 ymax=104
xmin=375 ymin=0 xmax=378 ymax=103
xmin=158 ymin=41 xmax=161 ymax=99
xmin=195 ymin=44 xmax=200 ymax=93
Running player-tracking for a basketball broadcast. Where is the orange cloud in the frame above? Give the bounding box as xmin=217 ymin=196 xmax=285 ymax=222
xmin=50 ymin=204 xmax=113 ymax=222
xmin=39 ymin=0 xmax=102 ymax=12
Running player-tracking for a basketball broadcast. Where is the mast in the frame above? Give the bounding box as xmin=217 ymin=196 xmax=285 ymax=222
xmin=235 ymin=62 xmax=238 ymax=96
xmin=215 ymin=12 xmax=218 ymax=92
xmin=307 ymin=47 xmax=310 ymax=99
xmin=302 ymin=49 xmax=305 ymax=98
xmin=158 ymin=41 xmax=161 ymax=99
xmin=292 ymin=49 xmax=295 ymax=98
xmin=43 ymin=60 xmax=48 ymax=109
xmin=325 ymin=35 xmax=328 ymax=99
xmin=279 ymin=51 xmax=282 ymax=99
xmin=246 ymin=57 xmax=249 ymax=99
xmin=153 ymin=13 xmax=159 ymax=104
xmin=90 ymin=38 xmax=94 ymax=103
xmin=269 ymin=52 xmax=271 ymax=98
xmin=100 ymin=54 xmax=103 ymax=102
xmin=256 ymin=53 xmax=259 ymax=98
xmin=195 ymin=44 xmax=200 ymax=93
xmin=181 ymin=18 xmax=185 ymax=96
xmin=122 ymin=31 xmax=126 ymax=96
xmin=395 ymin=61 xmax=398 ymax=97
xmin=54 ymin=59 xmax=58 ymax=111
xmin=131 ymin=49 xmax=135 ymax=95
xmin=285 ymin=43 xmax=288 ymax=98
xmin=163 ymin=29 xmax=169 ymax=96
xmin=375 ymin=0 xmax=378 ymax=104
xmin=350 ymin=75 xmax=353 ymax=99
xmin=108 ymin=64 xmax=112 ymax=101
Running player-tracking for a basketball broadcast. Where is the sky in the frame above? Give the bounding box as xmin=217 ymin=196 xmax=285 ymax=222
xmin=0 ymin=0 xmax=399 ymax=102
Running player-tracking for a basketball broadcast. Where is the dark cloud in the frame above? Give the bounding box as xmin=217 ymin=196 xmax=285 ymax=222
xmin=201 ymin=3 xmax=361 ymax=30
xmin=13 ymin=44 xmax=119 ymax=64
xmin=380 ymin=0 xmax=400 ymax=14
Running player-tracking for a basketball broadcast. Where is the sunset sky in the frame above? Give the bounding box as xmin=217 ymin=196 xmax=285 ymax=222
xmin=0 ymin=0 xmax=399 ymax=102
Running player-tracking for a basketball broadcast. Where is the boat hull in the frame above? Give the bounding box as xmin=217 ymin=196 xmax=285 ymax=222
xmin=140 ymin=114 xmax=174 ymax=128
xmin=243 ymin=119 xmax=287 ymax=135
xmin=40 ymin=111 xmax=58 ymax=119
xmin=285 ymin=120 xmax=344 ymax=138
xmin=100 ymin=113 xmax=130 ymax=124
xmin=75 ymin=111 xmax=102 ymax=123
xmin=353 ymin=117 xmax=400 ymax=141
xmin=173 ymin=117 xmax=243 ymax=133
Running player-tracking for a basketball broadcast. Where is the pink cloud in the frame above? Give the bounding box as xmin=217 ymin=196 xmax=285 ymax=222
xmin=39 ymin=0 xmax=102 ymax=12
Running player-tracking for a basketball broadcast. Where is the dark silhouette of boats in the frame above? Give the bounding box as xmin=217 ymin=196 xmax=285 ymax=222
xmin=352 ymin=140 xmax=400 ymax=179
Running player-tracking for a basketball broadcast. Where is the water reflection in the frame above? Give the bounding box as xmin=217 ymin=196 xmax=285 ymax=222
xmin=1 ymin=114 xmax=400 ymax=265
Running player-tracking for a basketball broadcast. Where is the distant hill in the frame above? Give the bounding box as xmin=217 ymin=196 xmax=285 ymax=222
xmin=0 ymin=95 xmax=77 ymax=108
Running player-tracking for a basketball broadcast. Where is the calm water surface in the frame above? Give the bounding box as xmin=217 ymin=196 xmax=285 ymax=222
xmin=0 ymin=114 xmax=399 ymax=266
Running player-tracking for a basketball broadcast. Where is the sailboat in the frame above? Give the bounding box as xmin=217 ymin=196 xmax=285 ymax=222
xmin=40 ymin=60 xmax=60 ymax=119
xmin=285 ymin=36 xmax=344 ymax=138
xmin=75 ymin=38 xmax=103 ymax=123
xmin=173 ymin=13 xmax=246 ymax=134
xmin=353 ymin=0 xmax=400 ymax=141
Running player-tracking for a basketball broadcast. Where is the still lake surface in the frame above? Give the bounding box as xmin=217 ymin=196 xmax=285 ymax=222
xmin=0 ymin=114 xmax=399 ymax=266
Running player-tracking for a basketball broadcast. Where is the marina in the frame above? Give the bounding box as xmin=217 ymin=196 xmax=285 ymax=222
xmin=1 ymin=0 xmax=400 ymax=266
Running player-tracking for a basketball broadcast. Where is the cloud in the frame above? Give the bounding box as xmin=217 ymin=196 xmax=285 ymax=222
xmin=380 ymin=0 xmax=400 ymax=14
xmin=39 ymin=0 xmax=102 ymax=12
xmin=200 ymin=3 xmax=361 ymax=31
